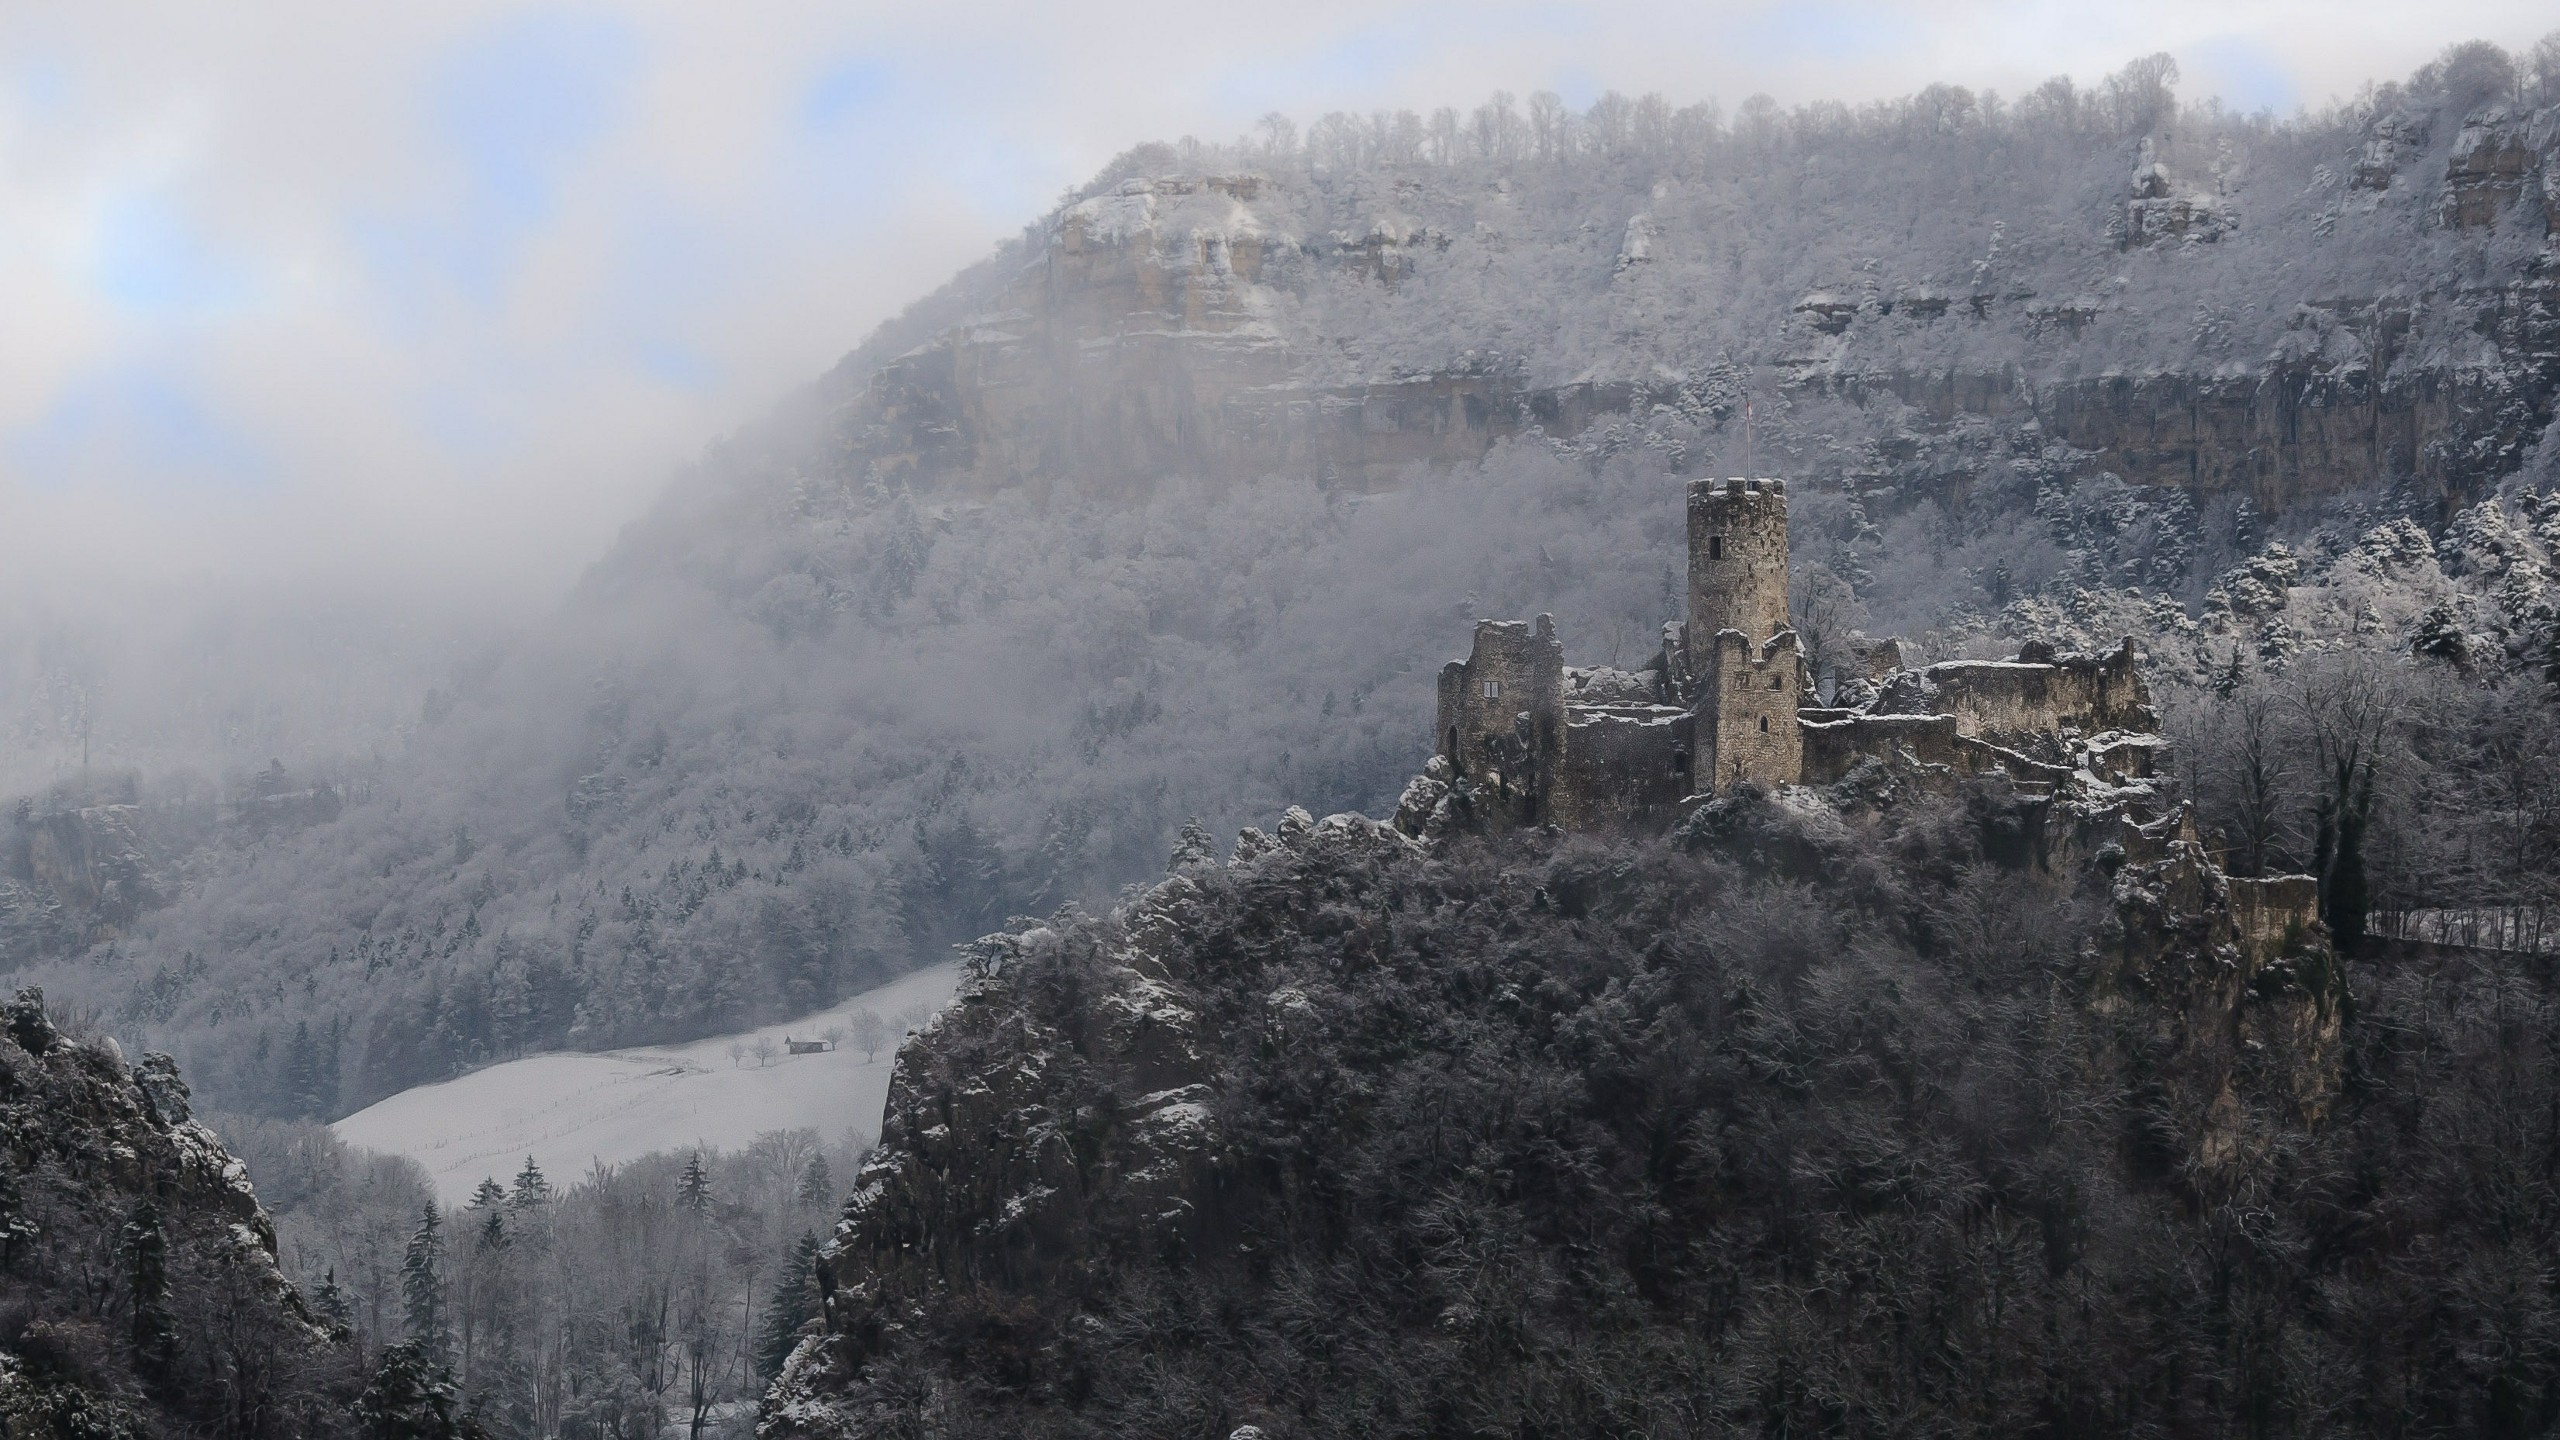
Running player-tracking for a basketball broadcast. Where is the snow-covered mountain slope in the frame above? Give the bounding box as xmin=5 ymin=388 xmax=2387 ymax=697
xmin=22 ymin=46 xmax=2560 ymax=1126
xmin=335 ymin=964 xmax=958 ymax=1203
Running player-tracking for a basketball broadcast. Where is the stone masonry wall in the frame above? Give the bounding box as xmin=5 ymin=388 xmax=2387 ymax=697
xmin=1436 ymin=616 xmax=1566 ymax=822
xmin=1698 ymin=630 xmax=1804 ymax=793
xmin=1551 ymin=706 xmax=1693 ymax=830
xmin=1876 ymin=640 xmax=2154 ymax=751
xmin=1687 ymin=478 xmax=1791 ymax=646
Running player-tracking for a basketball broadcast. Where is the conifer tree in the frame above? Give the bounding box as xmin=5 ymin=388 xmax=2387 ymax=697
xmin=1170 ymin=817 xmax=1217 ymax=869
xmin=677 ymin=1154 xmax=712 ymax=1215
xmin=357 ymin=1341 xmax=483 ymax=1440
xmin=796 ymin=1153 xmax=834 ymax=1209
xmin=315 ymin=1267 xmax=355 ymax=1333
xmin=283 ymin=1020 xmax=325 ymax=1117
xmin=753 ymin=1232 xmax=825 ymax=1380
xmin=124 ymin=1199 xmax=174 ymax=1382
xmin=2210 ymin=646 xmax=2246 ymax=697
xmin=507 ymin=1157 xmax=550 ymax=1211
xmin=467 ymin=1177 xmax=506 ymax=1213
xmin=402 ymin=1202 xmax=448 ymax=1354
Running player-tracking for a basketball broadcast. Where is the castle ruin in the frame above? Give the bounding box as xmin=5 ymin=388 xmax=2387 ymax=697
xmin=1430 ymin=477 xmax=2167 ymax=832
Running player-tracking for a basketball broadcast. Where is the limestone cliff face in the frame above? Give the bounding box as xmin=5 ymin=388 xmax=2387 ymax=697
xmin=853 ymin=174 xmax=1574 ymax=496
xmin=2093 ymin=848 xmax=2344 ymax=1167
xmin=0 ymin=988 xmax=350 ymax=1436
xmin=1850 ymin=278 xmax=2560 ymax=517
xmin=823 ymin=98 xmax=2560 ymax=515
xmin=0 ymin=803 xmax=170 ymax=965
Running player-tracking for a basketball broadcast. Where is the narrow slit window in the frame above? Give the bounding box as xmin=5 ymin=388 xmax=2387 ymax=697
xmin=1481 ymin=679 xmax=1501 ymax=699
xmin=1709 ymin=535 xmax=1724 ymax=560
xmin=1770 ymin=674 xmax=1783 ymax=691
xmin=1759 ymin=716 xmax=1770 ymax=733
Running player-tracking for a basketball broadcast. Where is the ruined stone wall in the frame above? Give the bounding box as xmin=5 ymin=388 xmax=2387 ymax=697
xmin=1875 ymin=641 xmax=2154 ymax=751
xmin=1436 ymin=616 xmax=1565 ymax=821
xmin=2226 ymin=875 xmax=2322 ymax=964
xmin=1697 ymin=631 xmax=1804 ymax=793
xmin=1798 ymin=712 xmax=1964 ymax=785
xmin=1550 ymin=706 xmax=1693 ymax=830
xmin=1687 ymin=478 xmax=1791 ymax=645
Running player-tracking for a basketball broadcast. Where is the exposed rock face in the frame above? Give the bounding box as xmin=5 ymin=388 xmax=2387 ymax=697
xmin=820 ymin=97 xmax=2560 ymax=517
xmin=2094 ymin=849 xmax=2343 ymax=1163
xmin=1846 ymin=277 xmax=2560 ymax=517
xmin=2442 ymin=108 xmax=2546 ymax=231
xmin=0 ymin=988 xmax=352 ymax=1436
xmin=1 ymin=803 xmax=170 ymax=965
xmin=854 ymin=175 xmax=1620 ymax=496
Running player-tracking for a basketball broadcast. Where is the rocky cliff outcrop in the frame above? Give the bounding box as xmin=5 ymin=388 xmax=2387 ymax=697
xmin=1 ymin=802 xmax=170 ymax=966
xmin=820 ymin=89 xmax=2560 ymax=517
xmin=0 ymin=988 xmax=355 ymax=1436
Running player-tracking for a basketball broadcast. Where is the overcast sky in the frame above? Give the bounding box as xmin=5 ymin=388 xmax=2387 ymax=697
xmin=2 ymin=1 xmax=2551 ymax=608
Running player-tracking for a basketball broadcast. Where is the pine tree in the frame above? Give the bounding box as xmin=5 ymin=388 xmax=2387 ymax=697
xmin=402 ymin=1202 xmax=448 ymax=1354
xmin=507 ymin=1157 xmax=550 ymax=1211
xmin=1169 ymin=817 xmax=1217 ymax=870
xmin=796 ymin=1153 xmax=834 ymax=1209
xmin=2210 ymin=647 xmax=2246 ymax=697
xmin=467 ymin=1177 xmax=506 ymax=1213
xmin=314 ymin=1267 xmax=355 ymax=1334
xmin=677 ymin=1154 xmax=712 ymax=1215
xmin=283 ymin=1020 xmax=324 ymax=1117
xmin=753 ymin=1232 xmax=825 ymax=1380
xmin=124 ymin=1199 xmax=174 ymax=1383
xmin=356 ymin=1341 xmax=484 ymax=1440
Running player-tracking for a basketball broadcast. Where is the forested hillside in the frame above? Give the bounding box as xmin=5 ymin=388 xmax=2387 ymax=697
xmin=10 ymin=38 xmax=2560 ymax=1124
xmin=763 ymin=788 xmax=2560 ymax=1438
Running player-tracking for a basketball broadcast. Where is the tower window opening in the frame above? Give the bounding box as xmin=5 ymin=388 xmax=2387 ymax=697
xmin=1770 ymin=674 xmax=1783 ymax=691
xmin=1482 ymin=679 xmax=1501 ymax=699
xmin=1759 ymin=716 xmax=1770 ymax=733
xmin=1673 ymin=750 xmax=1689 ymax=775
xmin=1709 ymin=535 xmax=1724 ymax=560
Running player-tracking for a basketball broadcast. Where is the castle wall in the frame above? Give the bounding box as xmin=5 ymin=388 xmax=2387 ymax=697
xmin=1551 ymin=706 xmax=1693 ymax=830
xmin=1799 ymin=712 xmax=1964 ymax=784
xmin=1436 ymin=616 xmax=1565 ymax=822
xmin=1874 ymin=640 xmax=2154 ymax=749
xmin=1687 ymin=478 xmax=1791 ymax=646
xmin=1697 ymin=630 xmax=1804 ymax=793
xmin=2227 ymin=875 xmax=2321 ymax=963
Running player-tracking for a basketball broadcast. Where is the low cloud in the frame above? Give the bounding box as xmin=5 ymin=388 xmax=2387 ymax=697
xmin=1 ymin=0 xmax=2549 ymax=606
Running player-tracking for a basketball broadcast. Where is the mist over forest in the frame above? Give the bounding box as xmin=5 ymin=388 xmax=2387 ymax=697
xmin=6 ymin=22 xmax=2560 ymax=1437
xmin=8 ymin=38 xmax=2552 ymax=1123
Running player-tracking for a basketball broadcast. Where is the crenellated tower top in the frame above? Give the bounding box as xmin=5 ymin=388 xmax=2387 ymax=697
xmin=1686 ymin=477 xmax=1790 ymax=645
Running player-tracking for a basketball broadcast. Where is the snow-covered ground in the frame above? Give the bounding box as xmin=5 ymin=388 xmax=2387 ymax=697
xmin=335 ymin=964 xmax=960 ymax=1203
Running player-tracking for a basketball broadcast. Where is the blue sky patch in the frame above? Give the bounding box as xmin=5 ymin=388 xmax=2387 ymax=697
xmin=802 ymin=57 xmax=893 ymax=133
xmin=89 ymin=189 xmax=251 ymax=316
xmin=8 ymin=363 xmax=273 ymax=491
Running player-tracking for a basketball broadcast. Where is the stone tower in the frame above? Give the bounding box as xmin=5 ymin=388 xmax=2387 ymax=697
xmin=1696 ymin=630 xmax=1805 ymax=792
xmin=1687 ymin=478 xmax=1790 ymax=645
xmin=1686 ymin=477 xmax=1802 ymax=794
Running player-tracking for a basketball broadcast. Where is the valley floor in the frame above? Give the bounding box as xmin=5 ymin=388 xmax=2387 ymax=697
xmin=334 ymin=963 xmax=958 ymax=1202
